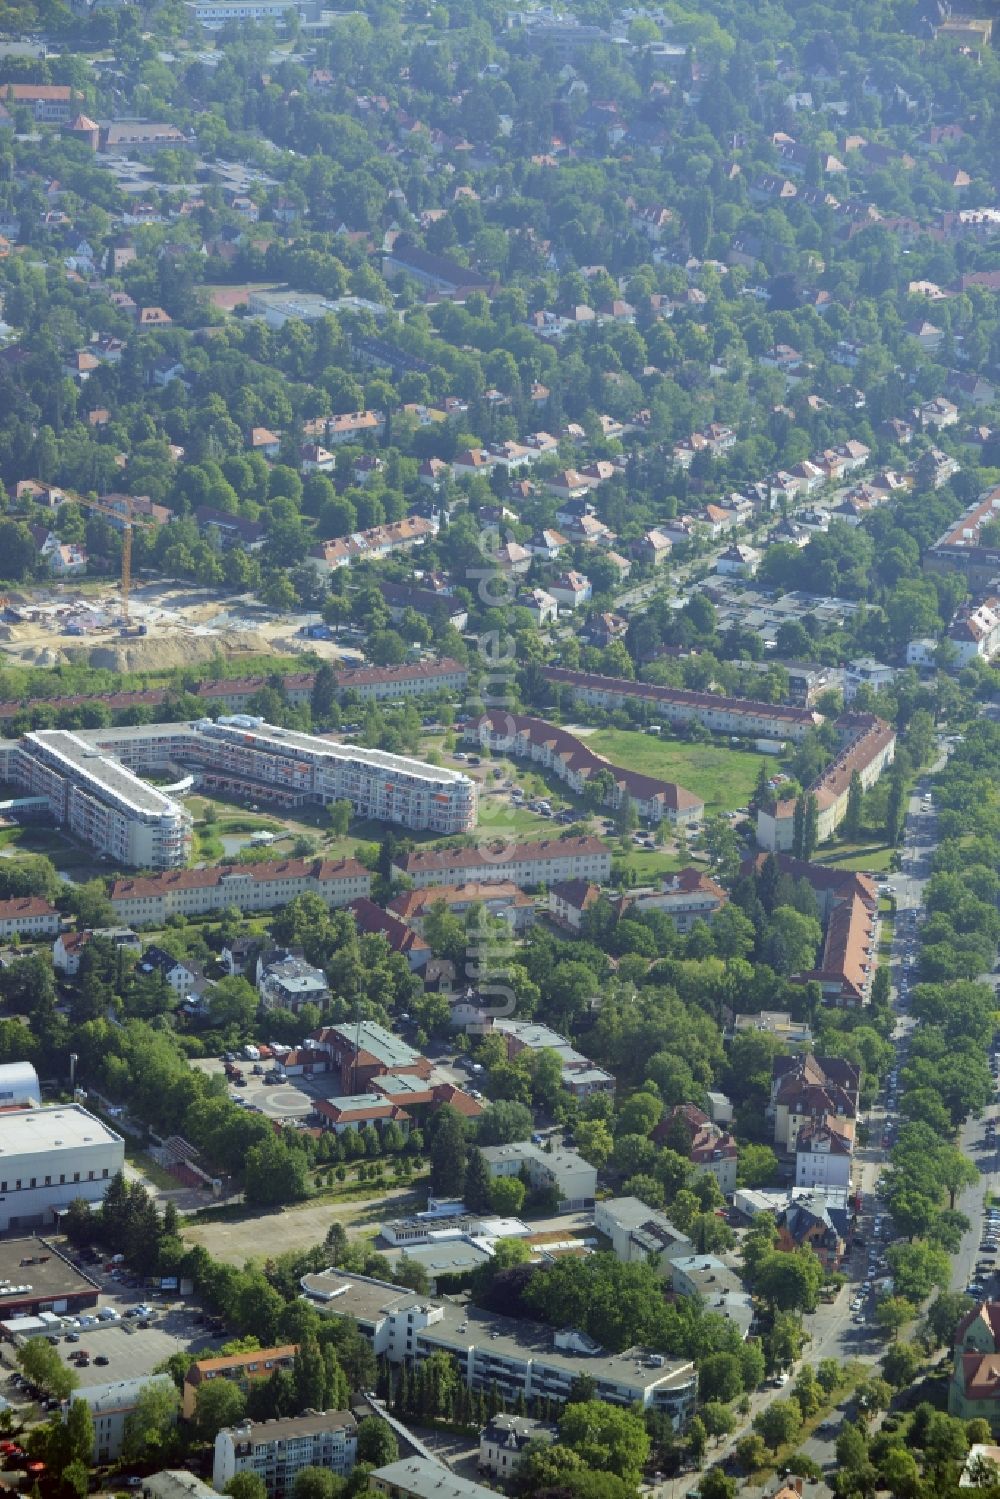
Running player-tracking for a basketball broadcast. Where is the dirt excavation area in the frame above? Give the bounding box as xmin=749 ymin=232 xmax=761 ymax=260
xmin=0 ymin=579 xmax=361 ymax=673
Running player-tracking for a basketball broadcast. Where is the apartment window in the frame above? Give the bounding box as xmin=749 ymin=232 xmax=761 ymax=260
xmin=74 ymin=1172 xmax=80 ymax=1183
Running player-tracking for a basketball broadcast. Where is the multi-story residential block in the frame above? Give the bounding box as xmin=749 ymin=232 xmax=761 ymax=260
xmin=757 ymin=714 xmax=896 ymax=852
xmin=540 ymin=667 xmax=822 ymax=742
xmin=479 ymin=1141 xmax=596 ymax=1211
xmin=388 ymin=882 xmax=535 ymax=934
xmin=0 ymin=1105 xmax=124 ymax=1234
xmin=466 ymin=711 xmax=703 ymax=826
xmin=110 ymin=858 xmax=370 ymax=926
xmin=175 ymin=718 xmax=476 ymax=833
xmin=769 ymin=1054 xmax=861 ymax=1153
xmin=947 ymin=597 xmax=1000 ymax=665
xmin=949 ymin=1302 xmax=1000 ymax=1423
xmin=213 ymin=1413 xmax=358 ymax=1496
xmin=63 ymin=1376 xmax=176 ymax=1462
xmin=0 ymin=897 xmax=61 ymax=940
xmin=300 ymin=1270 xmax=697 ymax=1423
xmin=256 ymin=952 xmax=330 ymax=1014
xmin=391 ymin=836 xmax=611 ymax=891
xmin=594 ymin=1197 xmax=691 ymax=1272
xmin=624 ymin=868 xmax=727 ymax=932
xmin=0 ymin=83 xmax=77 ymax=122
xmin=186 ymin=0 xmax=320 ymax=28
xmin=795 ymin=1119 xmax=853 ymax=1190
xmin=669 ymin=1256 xmax=753 ymax=1339
xmin=652 ymin=1105 xmax=738 ymax=1196
xmin=494 ymin=1019 xmax=615 ymax=1100
xmin=307 ymin=517 xmax=436 ymax=572
xmin=925 ymin=487 xmax=1000 ymax=591
xmin=743 ymin=854 xmax=880 ymax=1006
xmin=182 ymin=1347 xmax=297 ymax=1419
xmin=548 ymin=879 xmax=601 ymax=930
xmin=2 ymin=729 xmax=192 ymax=870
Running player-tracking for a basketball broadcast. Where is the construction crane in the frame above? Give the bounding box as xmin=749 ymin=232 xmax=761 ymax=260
xmin=71 ymin=494 xmax=155 ymax=632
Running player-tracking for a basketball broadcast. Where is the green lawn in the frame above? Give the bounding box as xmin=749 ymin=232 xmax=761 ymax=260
xmin=587 ymin=729 xmax=763 ymax=813
xmin=813 ymin=840 xmax=895 ymax=873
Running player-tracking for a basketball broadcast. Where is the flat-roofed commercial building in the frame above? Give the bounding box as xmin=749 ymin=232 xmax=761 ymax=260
xmin=371 ymin=1459 xmax=497 ymax=1499
xmin=0 ymin=1235 xmax=99 ymax=1319
xmin=213 ymin=1413 xmax=358 ymax=1496
xmin=0 ymin=1106 xmax=124 ymax=1234
xmin=300 ymin=1270 xmax=696 ymax=1424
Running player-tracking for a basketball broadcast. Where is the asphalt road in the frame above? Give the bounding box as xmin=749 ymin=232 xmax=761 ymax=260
xmin=661 ymin=751 xmax=954 ymax=1499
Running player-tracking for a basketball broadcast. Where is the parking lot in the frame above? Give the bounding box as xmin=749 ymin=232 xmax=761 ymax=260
xmin=54 ymin=1308 xmax=220 ymax=1389
xmin=1 ymin=1274 xmax=221 ymax=1409
xmin=191 ymin=1058 xmax=319 ymax=1121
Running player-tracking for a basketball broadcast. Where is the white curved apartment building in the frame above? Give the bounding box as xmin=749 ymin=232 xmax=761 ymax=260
xmin=0 ymin=717 xmax=476 ymax=870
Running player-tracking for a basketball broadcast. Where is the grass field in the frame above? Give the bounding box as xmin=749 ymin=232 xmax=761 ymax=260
xmin=814 ymin=839 xmax=895 ymax=873
xmin=587 ymin=729 xmax=763 ymax=813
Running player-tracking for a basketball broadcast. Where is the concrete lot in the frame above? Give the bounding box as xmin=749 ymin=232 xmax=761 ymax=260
xmin=56 ymin=1311 xmax=220 ymax=1388
xmin=191 ymin=1058 xmax=318 ymax=1121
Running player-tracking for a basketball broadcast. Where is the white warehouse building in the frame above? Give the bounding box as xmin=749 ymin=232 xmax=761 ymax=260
xmin=0 ymin=1105 xmax=124 ymax=1234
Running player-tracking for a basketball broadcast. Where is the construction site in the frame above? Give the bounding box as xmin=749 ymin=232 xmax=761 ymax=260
xmin=0 ymin=579 xmax=363 ymax=674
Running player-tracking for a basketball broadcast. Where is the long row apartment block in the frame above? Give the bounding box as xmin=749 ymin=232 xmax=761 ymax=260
xmin=465 ymin=710 xmax=704 ymax=825
xmin=0 ymin=658 xmax=468 ymax=725
xmin=540 ymin=666 xmax=822 ymax=742
xmin=109 ymin=857 xmax=371 ymax=925
xmin=756 ymin=713 xmax=896 ymax=852
xmin=0 ymin=717 xmax=476 ymax=869
xmin=300 ymin=1269 xmax=697 ymax=1423
xmin=391 ymin=835 xmax=612 ymax=890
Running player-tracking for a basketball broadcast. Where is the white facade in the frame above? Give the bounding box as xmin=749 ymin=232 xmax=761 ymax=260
xmin=111 ymin=858 xmax=370 ymax=927
xmin=63 ymin=1375 xmax=176 ymax=1462
xmin=795 ymin=1128 xmax=853 ymax=1190
xmin=7 ymin=730 xmax=191 ymax=870
xmin=213 ymin=1414 xmax=357 ymax=1496
xmin=0 ymin=1063 xmax=40 ymax=1109
xmin=843 ymin=659 xmax=894 ymax=702
xmin=300 ymin=1270 xmax=696 ymax=1422
xmin=185 ymin=718 xmax=476 ymax=835
xmin=0 ymin=1106 xmax=124 ymax=1234
xmin=594 ymin=1197 xmax=690 ymax=1270
xmin=0 ymin=714 xmax=475 ymax=871
xmin=478 ymin=1417 xmax=555 ymax=1480
xmin=0 ymin=899 xmax=60 ymax=940
xmin=479 ymin=1141 xmax=596 ymax=1210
